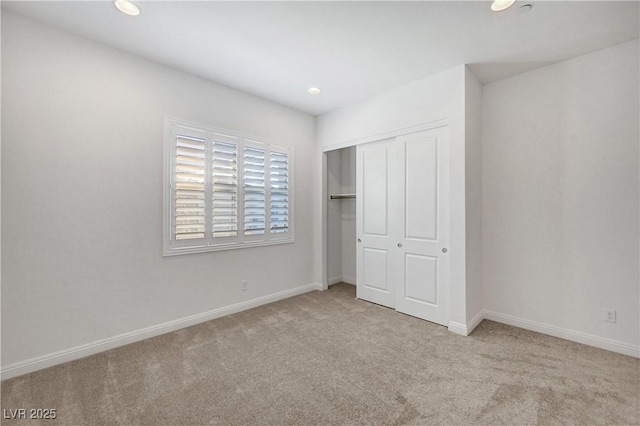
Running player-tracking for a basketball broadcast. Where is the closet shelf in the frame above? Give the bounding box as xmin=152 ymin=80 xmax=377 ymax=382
xmin=330 ymin=193 xmax=356 ymax=200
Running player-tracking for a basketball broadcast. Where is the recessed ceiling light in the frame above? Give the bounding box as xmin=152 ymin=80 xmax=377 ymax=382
xmin=308 ymin=87 xmax=321 ymax=95
xmin=115 ymin=0 xmax=140 ymax=16
xmin=491 ymin=0 xmax=516 ymax=12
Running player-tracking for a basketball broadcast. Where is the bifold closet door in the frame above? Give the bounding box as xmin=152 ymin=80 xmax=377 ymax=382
xmin=356 ymin=128 xmax=449 ymax=326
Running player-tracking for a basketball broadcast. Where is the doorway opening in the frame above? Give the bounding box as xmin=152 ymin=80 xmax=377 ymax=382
xmin=325 ymin=146 xmax=356 ymax=289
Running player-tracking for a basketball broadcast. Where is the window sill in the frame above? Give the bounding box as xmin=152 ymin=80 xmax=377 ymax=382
xmin=163 ymin=237 xmax=294 ymax=256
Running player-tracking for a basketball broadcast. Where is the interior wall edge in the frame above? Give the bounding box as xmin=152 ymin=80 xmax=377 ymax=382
xmin=327 ymin=276 xmax=343 ymax=286
xmin=341 ymin=276 xmax=356 ymax=286
xmin=448 ymin=310 xmax=484 ymax=336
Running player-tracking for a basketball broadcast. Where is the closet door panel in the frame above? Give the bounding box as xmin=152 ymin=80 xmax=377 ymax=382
xmin=356 ymin=127 xmax=449 ymax=324
xmin=395 ymin=130 xmax=450 ymax=325
xmin=404 ymin=253 xmax=438 ymax=305
xmin=362 ymin=248 xmax=388 ymax=291
xmin=362 ymin=148 xmax=389 ymax=236
xmin=356 ymin=138 xmax=397 ymax=308
xmin=405 ymin=138 xmax=438 ymax=241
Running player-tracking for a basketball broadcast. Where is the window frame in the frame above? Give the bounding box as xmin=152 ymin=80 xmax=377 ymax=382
xmin=163 ymin=117 xmax=294 ymax=256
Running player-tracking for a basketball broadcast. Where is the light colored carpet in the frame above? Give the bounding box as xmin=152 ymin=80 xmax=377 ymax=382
xmin=2 ymin=283 xmax=639 ymax=425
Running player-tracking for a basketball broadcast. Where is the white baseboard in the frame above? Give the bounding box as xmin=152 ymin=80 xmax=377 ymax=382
xmin=484 ymin=310 xmax=640 ymax=359
xmin=1 ymin=282 xmax=323 ymax=381
xmin=341 ymin=275 xmax=356 ymax=285
xmin=327 ymin=275 xmax=355 ymax=286
xmin=447 ymin=321 xmax=468 ymax=336
xmin=467 ymin=311 xmax=484 ymax=334
xmin=448 ymin=311 xmax=484 ymax=336
xmin=327 ymin=276 xmax=342 ymax=286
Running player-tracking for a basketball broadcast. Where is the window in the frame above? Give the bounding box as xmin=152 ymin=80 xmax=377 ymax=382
xmin=164 ymin=118 xmax=293 ymax=255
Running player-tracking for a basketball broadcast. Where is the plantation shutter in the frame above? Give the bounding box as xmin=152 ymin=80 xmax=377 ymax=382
xmin=243 ymin=146 xmax=266 ymax=236
xmin=269 ymin=150 xmax=289 ymax=234
xmin=174 ymin=135 xmax=206 ymax=240
xmin=164 ymin=118 xmax=293 ymax=255
xmin=211 ymin=141 xmax=238 ymax=238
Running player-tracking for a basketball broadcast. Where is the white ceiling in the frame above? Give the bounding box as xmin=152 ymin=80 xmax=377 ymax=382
xmin=2 ymin=1 xmax=638 ymax=116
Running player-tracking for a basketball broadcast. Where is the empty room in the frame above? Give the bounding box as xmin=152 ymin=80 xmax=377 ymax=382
xmin=1 ymin=1 xmax=638 ymax=425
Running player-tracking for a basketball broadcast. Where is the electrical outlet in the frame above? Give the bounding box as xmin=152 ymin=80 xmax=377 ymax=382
xmin=603 ymin=308 xmax=616 ymax=323
xmin=241 ymin=280 xmax=248 ymax=292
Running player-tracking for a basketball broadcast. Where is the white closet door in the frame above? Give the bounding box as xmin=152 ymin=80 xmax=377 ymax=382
xmin=355 ymin=138 xmax=399 ymax=308
xmin=394 ymin=130 xmax=449 ymax=325
xmin=356 ymin=128 xmax=450 ymax=326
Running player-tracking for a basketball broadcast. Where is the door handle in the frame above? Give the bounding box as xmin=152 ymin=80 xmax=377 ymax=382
xmin=442 ymin=248 xmax=448 ymax=253
xmin=357 ymin=238 xmax=361 ymax=243
xmin=397 ymin=243 xmax=402 ymax=248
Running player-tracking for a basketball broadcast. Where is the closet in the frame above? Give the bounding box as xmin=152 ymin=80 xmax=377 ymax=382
xmin=325 ymin=127 xmax=450 ymax=326
xmin=326 ymin=146 xmax=356 ymax=286
xmin=356 ymin=127 xmax=450 ymax=325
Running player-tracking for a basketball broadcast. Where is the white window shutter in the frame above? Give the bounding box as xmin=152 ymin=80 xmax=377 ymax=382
xmin=174 ymin=135 xmax=206 ymax=240
xmin=211 ymin=141 xmax=238 ymax=238
xmin=164 ymin=118 xmax=293 ymax=255
xmin=243 ymin=146 xmax=266 ymax=236
xmin=269 ymin=150 xmax=289 ymax=234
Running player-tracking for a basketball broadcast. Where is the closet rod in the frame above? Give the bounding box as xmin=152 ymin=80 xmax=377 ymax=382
xmin=330 ymin=194 xmax=356 ymax=200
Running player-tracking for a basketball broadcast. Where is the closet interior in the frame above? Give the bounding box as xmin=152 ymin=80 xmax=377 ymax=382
xmin=326 ymin=146 xmax=356 ymax=287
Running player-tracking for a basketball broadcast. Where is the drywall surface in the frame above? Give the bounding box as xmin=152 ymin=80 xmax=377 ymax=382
xmin=316 ymin=66 xmax=469 ymax=327
xmin=340 ymin=147 xmax=356 ymax=285
xmin=483 ymin=40 xmax=640 ymax=348
xmin=325 ymin=147 xmax=356 ymax=286
xmin=464 ymin=67 xmax=483 ymax=327
xmin=326 ymin=150 xmax=343 ymax=284
xmin=316 ymin=67 xmax=463 ymax=151
xmin=1 ymin=11 xmax=318 ymax=368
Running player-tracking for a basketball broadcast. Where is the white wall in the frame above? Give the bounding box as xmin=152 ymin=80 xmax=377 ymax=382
xmin=1 ymin=11 xmax=319 ymax=373
xmin=482 ymin=39 xmax=640 ymax=353
xmin=316 ymin=67 xmax=464 ymax=152
xmin=325 ymin=146 xmax=356 ymax=286
xmin=340 ymin=147 xmax=356 ymax=285
xmin=316 ymin=66 xmax=472 ymax=330
xmin=464 ymin=68 xmax=483 ymax=326
xmin=326 ymin=150 xmax=343 ymax=284
xmin=6 ymin=7 xmax=634 ymax=381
